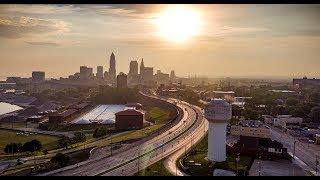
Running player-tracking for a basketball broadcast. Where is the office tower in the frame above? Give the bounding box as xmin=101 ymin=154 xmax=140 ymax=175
xmin=97 ymin=66 xmax=104 ymax=78
xmin=109 ymin=52 xmax=116 ymax=83
xmin=140 ymin=58 xmax=145 ymax=76
xmin=204 ymin=99 xmax=232 ymax=162
xmin=104 ymin=71 xmax=109 ymax=80
xmin=170 ymin=70 xmax=176 ymax=79
xmin=80 ymin=66 xmax=88 ymax=80
xmin=154 ymin=70 xmax=170 ymax=85
xmin=143 ymin=67 xmax=154 ymax=83
xmin=32 ymin=71 xmax=45 ymax=82
xmin=87 ymin=67 xmax=94 ymax=78
xmin=129 ymin=61 xmax=139 ymax=76
xmin=128 ymin=61 xmax=139 ymax=86
xmin=117 ymin=72 xmax=128 ymax=88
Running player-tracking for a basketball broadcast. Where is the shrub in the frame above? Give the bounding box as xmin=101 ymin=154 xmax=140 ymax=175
xmin=93 ymin=127 xmax=108 ymax=138
xmin=58 ymin=136 xmax=72 ymax=149
xmin=51 ymin=153 xmax=70 ymax=167
xmin=22 ymin=140 xmax=42 ymax=152
xmin=4 ymin=143 xmax=22 ymax=154
xmin=73 ymin=132 xmax=87 ymax=143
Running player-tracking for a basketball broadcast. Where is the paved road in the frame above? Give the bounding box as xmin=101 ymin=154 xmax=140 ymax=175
xmin=269 ymin=126 xmax=320 ymax=175
xmin=16 ymin=127 xmax=75 ymax=138
xmin=163 ymin=105 xmax=208 ymax=176
xmin=40 ymin=93 xmax=204 ymax=176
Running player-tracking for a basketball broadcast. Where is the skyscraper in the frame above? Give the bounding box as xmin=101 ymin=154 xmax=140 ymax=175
xmin=109 ymin=52 xmax=116 ymax=83
xmin=117 ymin=72 xmax=128 ymax=88
xmin=128 ymin=61 xmax=139 ymax=86
xmin=140 ymin=58 xmax=145 ymax=76
xmin=129 ymin=61 xmax=139 ymax=76
xmin=97 ymin=66 xmax=104 ymax=78
xmin=87 ymin=67 xmax=94 ymax=79
xmin=80 ymin=66 xmax=88 ymax=80
xmin=170 ymin=70 xmax=176 ymax=79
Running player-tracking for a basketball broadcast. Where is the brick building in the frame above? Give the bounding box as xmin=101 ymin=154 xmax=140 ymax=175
xmin=115 ymin=109 xmax=144 ymax=131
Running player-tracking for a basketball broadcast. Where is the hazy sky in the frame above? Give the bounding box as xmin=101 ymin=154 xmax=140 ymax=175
xmin=0 ymin=4 xmax=320 ymax=79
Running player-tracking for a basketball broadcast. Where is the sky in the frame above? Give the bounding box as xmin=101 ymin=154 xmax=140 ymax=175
xmin=0 ymin=4 xmax=320 ymax=80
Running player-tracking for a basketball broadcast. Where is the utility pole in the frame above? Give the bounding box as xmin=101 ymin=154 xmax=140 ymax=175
xmin=293 ymin=140 xmax=297 ymax=158
xmin=316 ymin=156 xmax=319 ymax=176
xmin=110 ymin=136 xmax=113 ymax=156
xmin=137 ymin=154 xmax=140 ymax=173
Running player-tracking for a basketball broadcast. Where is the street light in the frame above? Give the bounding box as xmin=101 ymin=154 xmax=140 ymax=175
xmin=316 ymin=156 xmax=319 ymax=176
xmin=258 ymin=161 xmax=261 ymax=176
xmin=108 ymin=136 xmax=113 ymax=156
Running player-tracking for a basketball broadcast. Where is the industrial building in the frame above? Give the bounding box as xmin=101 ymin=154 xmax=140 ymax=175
xmin=115 ymin=109 xmax=144 ymax=131
xmin=49 ymin=109 xmax=78 ymax=123
xmin=293 ymin=77 xmax=320 ymax=88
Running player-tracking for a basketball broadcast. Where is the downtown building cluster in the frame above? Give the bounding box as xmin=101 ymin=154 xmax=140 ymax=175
xmin=64 ymin=52 xmax=177 ymax=88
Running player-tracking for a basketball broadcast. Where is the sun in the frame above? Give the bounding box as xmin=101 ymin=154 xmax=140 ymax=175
xmin=154 ymin=5 xmax=201 ymax=43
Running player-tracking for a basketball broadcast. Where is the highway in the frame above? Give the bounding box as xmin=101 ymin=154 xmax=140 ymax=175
xmin=40 ymin=92 xmax=206 ymax=176
xmin=163 ymin=104 xmax=208 ymax=176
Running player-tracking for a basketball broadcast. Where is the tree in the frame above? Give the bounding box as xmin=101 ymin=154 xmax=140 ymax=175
xmin=285 ymin=98 xmax=299 ymax=107
xmin=289 ymin=106 xmax=307 ymax=118
xmin=73 ymin=132 xmax=86 ymax=143
xmin=21 ymin=140 xmax=42 ymax=152
xmin=243 ymin=108 xmax=260 ymax=120
xmin=93 ymin=127 xmax=108 ymax=138
xmin=58 ymin=136 xmax=72 ymax=149
xmin=308 ymin=92 xmax=320 ymax=103
xmin=4 ymin=143 xmax=22 ymax=154
xmin=51 ymin=153 xmax=70 ymax=167
xmin=309 ymin=106 xmax=320 ymax=122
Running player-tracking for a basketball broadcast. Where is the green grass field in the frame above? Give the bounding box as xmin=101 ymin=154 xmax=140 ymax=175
xmin=145 ymin=107 xmax=170 ymax=125
xmin=0 ymin=129 xmax=59 ymax=155
xmin=135 ymin=160 xmax=172 ymax=176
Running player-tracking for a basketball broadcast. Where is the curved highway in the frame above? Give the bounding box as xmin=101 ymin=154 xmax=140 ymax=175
xmin=41 ymin=92 xmax=206 ymax=176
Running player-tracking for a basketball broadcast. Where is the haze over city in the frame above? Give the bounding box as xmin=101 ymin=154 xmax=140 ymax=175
xmin=1 ymin=4 xmax=320 ymax=79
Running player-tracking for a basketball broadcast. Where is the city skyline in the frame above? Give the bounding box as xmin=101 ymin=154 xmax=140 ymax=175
xmin=1 ymin=4 xmax=320 ymax=79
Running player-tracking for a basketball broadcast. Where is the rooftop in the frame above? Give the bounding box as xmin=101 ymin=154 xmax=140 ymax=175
xmin=115 ymin=109 xmax=144 ymax=116
xmin=238 ymin=120 xmax=265 ymax=128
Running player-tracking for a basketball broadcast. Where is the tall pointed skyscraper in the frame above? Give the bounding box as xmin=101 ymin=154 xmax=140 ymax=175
xmin=109 ymin=52 xmax=116 ymax=84
xmin=140 ymin=58 xmax=144 ymax=75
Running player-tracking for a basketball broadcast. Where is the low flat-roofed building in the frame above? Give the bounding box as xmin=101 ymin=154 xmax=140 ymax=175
xmin=49 ymin=109 xmax=78 ymax=123
xmin=231 ymin=120 xmax=270 ymax=139
xmin=27 ymin=115 xmax=44 ymax=123
xmin=273 ymin=115 xmax=303 ymax=128
xmin=115 ymin=109 xmax=144 ymax=131
xmin=262 ymin=115 xmax=303 ymax=128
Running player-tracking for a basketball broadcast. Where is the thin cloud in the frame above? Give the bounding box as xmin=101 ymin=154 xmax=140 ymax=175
xmin=25 ymin=41 xmax=60 ymax=47
xmin=0 ymin=4 xmax=80 ymax=15
xmin=0 ymin=16 xmax=70 ymax=39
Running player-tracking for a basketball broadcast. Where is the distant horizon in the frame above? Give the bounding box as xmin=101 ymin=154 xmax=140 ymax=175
xmin=1 ymin=73 xmax=316 ymax=82
xmin=1 ymin=4 xmax=320 ymax=79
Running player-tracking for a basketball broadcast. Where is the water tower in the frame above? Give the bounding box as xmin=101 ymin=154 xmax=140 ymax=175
xmin=204 ymin=99 xmax=232 ymax=162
